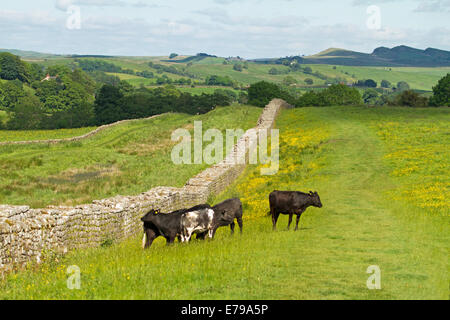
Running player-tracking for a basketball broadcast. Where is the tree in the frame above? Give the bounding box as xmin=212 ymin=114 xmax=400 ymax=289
xmin=248 ymin=81 xmax=294 ymax=107
xmin=0 ymin=52 xmax=30 ymax=82
xmin=365 ymin=79 xmax=377 ymax=88
xmin=233 ymin=64 xmax=243 ymax=72
xmin=429 ymin=73 xmax=450 ymax=106
xmin=296 ymin=91 xmax=326 ymax=107
xmin=94 ymin=85 xmax=125 ymax=125
xmin=396 ymin=81 xmax=410 ymax=92
xmin=297 ymin=84 xmax=362 ymax=107
xmin=362 ymin=89 xmax=380 ymax=105
xmin=238 ymin=91 xmax=248 ymax=104
xmin=169 ymin=53 xmax=178 ymax=59
xmin=304 ymin=78 xmax=314 ymax=85
xmin=6 ymin=95 xmax=45 ymax=130
xmin=380 ymin=80 xmax=391 ymax=88
xmin=214 ymin=89 xmax=238 ymax=102
xmin=0 ymin=80 xmax=26 ymax=109
xmin=322 ymin=84 xmax=362 ymax=106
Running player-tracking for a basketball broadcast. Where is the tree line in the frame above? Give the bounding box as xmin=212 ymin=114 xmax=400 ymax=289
xmin=247 ymin=74 xmax=449 ymax=108
xmin=0 ymin=53 xmax=236 ymax=130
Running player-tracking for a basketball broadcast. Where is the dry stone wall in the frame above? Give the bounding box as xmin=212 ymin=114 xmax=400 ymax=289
xmin=0 ymin=114 xmax=164 ymax=146
xmin=0 ymin=99 xmax=290 ymax=273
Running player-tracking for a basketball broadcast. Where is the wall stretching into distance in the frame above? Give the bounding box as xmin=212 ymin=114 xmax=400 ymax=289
xmin=0 ymin=99 xmax=290 ymax=274
xmin=0 ymin=114 xmax=164 ymax=146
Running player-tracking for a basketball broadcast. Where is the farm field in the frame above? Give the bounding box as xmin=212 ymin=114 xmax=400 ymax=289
xmin=0 ymin=105 xmax=261 ymax=208
xmin=24 ymin=55 xmax=450 ymax=91
xmin=308 ymin=64 xmax=450 ymax=91
xmin=1 ymin=106 xmax=448 ymax=299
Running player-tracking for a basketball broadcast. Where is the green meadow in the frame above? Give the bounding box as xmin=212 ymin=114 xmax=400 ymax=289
xmin=1 ymin=106 xmax=448 ymax=299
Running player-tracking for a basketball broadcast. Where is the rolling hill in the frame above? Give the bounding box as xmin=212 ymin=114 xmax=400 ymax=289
xmin=303 ymin=46 xmax=450 ymax=67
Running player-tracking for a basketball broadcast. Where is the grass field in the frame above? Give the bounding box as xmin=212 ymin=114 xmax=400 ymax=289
xmin=0 ymin=126 xmax=96 ymax=142
xmin=1 ymin=106 xmax=448 ymax=299
xmin=0 ymin=105 xmax=261 ymax=208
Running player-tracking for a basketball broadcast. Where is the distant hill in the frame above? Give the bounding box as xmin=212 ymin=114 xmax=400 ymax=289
xmin=3 ymin=45 xmax=450 ymax=67
xmin=0 ymin=48 xmax=62 ymax=59
xmin=304 ymin=46 xmax=450 ymax=67
xmin=252 ymin=46 xmax=450 ymax=67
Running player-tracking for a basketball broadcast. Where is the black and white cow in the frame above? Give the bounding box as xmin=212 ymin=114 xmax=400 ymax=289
xmin=179 ymin=205 xmax=215 ymax=242
xmin=141 ymin=204 xmax=210 ymax=249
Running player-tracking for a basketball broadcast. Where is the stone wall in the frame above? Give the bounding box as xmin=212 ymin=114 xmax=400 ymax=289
xmin=0 ymin=99 xmax=289 ymax=274
xmin=0 ymin=114 xmax=164 ymax=146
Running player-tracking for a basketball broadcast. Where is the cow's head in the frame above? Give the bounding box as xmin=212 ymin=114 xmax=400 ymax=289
xmin=141 ymin=209 xmax=160 ymax=222
xmin=309 ymin=191 xmax=323 ymax=208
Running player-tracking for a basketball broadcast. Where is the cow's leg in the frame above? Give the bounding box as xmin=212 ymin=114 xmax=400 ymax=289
xmin=294 ymin=213 xmax=303 ymax=231
xmin=180 ymin=229 xmax=189 ymax=243
xmin=196 ymin=232 xmax=207 ymax=240
xmin=230 ymin=222 xmax=235 ymax=235
xmin=208 ymin=229 xmax=215 ymax=239
xmin=272 ymin=211 xmax=280 ymax=231
xmin=184 ymin=229 xmax=193 ymax=243
xmin=143 ymin=228 xmax=157 ymax=249
xmin=237 ymin=216 xmax=243 ymax=234
xmin=166 ymin=236 xmax=174 ymax=245
xmin=287 ymin=213 xmax=293 ymax=230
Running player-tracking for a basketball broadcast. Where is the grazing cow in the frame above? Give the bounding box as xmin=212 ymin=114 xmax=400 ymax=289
xmin=180 ymin=206 xmax=215 ymax=242
xmin=197 ymin=198 xmax=243 ymax=240
xmin=141 ymin=204 xmax=210 ymax=249
xmin=269 ymin=190 xmax=323 ymax=231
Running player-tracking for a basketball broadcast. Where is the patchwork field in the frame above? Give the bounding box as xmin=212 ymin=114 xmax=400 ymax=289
xmin=25 ymin=55 xmax=449 ymax=91
xmin=1 ymin=106 xmax=448 ymax=299
xmin=0 ymin=105 xmax=261 ymax=208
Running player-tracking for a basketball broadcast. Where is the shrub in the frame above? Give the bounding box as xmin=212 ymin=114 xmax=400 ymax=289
xmin=394 ymin=90 xmax=428 ymax=107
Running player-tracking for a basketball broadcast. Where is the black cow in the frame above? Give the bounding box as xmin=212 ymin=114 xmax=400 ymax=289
xmin=197 ymin=198 xmax=243 ymax=240
xmin=269 ymin=190 xmax=323 ymax=231
xmin=141 ymin=204 xmax=210 ymax=249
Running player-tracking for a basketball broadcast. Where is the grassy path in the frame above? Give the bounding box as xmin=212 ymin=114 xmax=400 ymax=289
xmin=1 ymin=107 xmax=447 ymax=299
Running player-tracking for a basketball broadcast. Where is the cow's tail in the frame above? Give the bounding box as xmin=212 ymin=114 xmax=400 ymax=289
xmin=142 ymin=232 xmax=147 ymax=249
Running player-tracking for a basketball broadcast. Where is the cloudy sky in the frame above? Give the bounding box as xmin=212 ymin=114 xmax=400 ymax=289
xmin=0 ymin=0 xmax=449 ymax=58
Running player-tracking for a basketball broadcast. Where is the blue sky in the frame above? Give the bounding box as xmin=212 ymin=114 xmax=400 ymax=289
xmin=0 ymin=0 xmax=449 ymax=58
